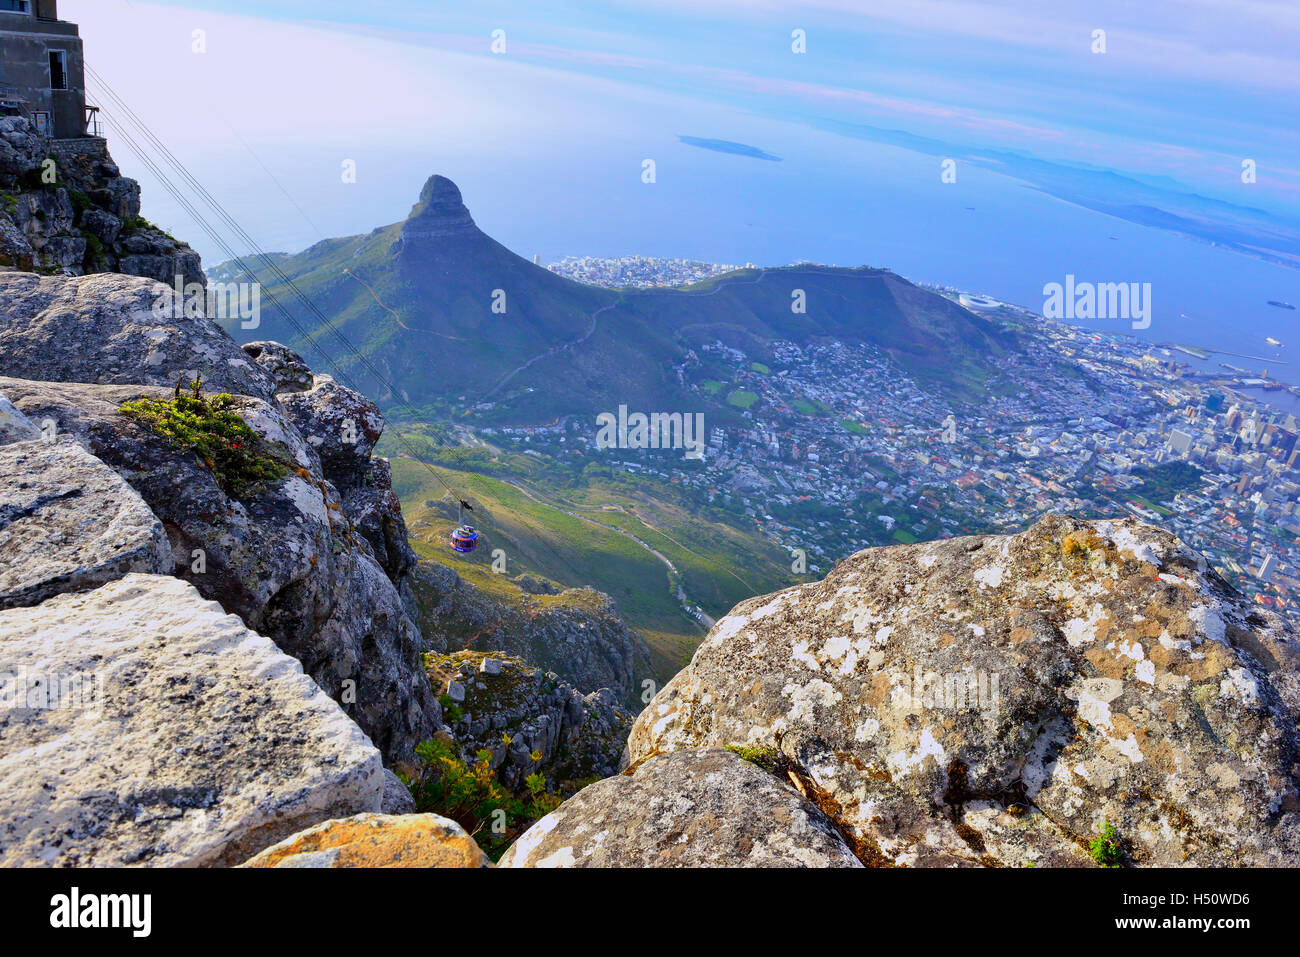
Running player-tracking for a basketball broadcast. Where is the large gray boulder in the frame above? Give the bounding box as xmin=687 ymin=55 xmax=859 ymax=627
xmin=243 ymin=341 xmax=314 ymax=394
xmin=0 ymin=438 xmax=172 ymax=609
xmin=0 ymin=376 xmax=436 ymax=761
xmin=0 ymin=272 xmax=277 ymax=401
xmin=0 ymin=574 xmax=385 ymax=867
xmin=628 ymin=515 xmax=1300 ymax=867
xmin=499 ymin=748 xmax=862 ymax=868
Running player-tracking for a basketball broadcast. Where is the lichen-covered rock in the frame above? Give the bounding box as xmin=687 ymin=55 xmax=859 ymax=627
xmin=381 ymin=769 xmax=417 ymax=815
xmin=426 ymin=650 xmax=631 ymax=790
xmin=0 ymin=575 xmax=385 ymax=867
xmin=628 ymin=515 xmax=1300 ymax=867
xmin=279 ymin=373 xmax=385 ymax=491
xmin=0 ymin=272 xmax=277 ymax=401
xmin=0 ymin=375 xmax=435 ymax=761
xmin=0 ymin=116 xmax=44 ymax=181
xmin=242 ymin=341 xmax=315 ymax=394
xmin=499 ymin=749 xmax=862 ymax=868
xmin=0 ymin=117 xmax=201 ymax=282
xmin=274 ymin=372 xmax=416 ymax=585
xmin=238 ymin=813 xmax=490 ymax=868
xmin=0 ymin=389 xmax=40 ymax=444
xmin=342 ymin=457 xmax=418 ymax=583
xmin=0 ymin=438 xmax=172 ymax=609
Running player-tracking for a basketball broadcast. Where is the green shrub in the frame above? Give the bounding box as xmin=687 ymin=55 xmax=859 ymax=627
xmin=17 ymin=166 xmax=50 ymax=191
xmin=68 ymin=188 xmax=93 ymax=216
xmin=437 ymin=692 xmax=464 ymax=723
xmin=725 ymin=744 xmax=783 ymax=773
xmin=1089 ymin=821 xmax=1123 ymax=868
xmin=398 ymin=737 xmax=560 ymax=860
xmin=80 ymin=230 xmax=104 ymax=270
xmin=120 ymin=374 xmax=291 ymax=498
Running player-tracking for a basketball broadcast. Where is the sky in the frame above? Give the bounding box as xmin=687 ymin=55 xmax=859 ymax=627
xmin=60 ymin=0 xmax=1300 ymax=269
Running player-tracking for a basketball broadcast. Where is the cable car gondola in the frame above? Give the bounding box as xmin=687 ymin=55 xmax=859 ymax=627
xmin=451 ymin=524 xmax=479 ymax=553
xmin=450 ymin=500 xmax=479 ymax=553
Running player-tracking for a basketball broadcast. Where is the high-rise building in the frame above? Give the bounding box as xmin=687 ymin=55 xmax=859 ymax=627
xmin=1168 ymin=429 xmax=1193 ymax=456
xmin=1257 ymin=553 xmax=1278 ymax=581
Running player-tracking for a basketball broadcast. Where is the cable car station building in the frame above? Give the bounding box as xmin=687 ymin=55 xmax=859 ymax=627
xmin=0 ymin=0 xmax=92 ymax=139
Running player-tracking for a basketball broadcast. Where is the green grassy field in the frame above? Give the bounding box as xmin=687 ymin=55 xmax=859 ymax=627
xmin=387 ymin=442 xmax=800 ymax=676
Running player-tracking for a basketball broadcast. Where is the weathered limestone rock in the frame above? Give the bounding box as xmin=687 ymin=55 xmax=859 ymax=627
xmin=239 ymin=813 xmax=490 ymax=868
xmin=242 ymin=341 xmax=314 ymax=394
xmin=0 ymin=376 xmax=436 ymax=761
xmin=628 ymin=515 xmax=1300 ymax=867
xmin=499 ymin=749 xmax=862 ymax=868
xmin=0 ymin=438 xmax=172 ymax=609
xmin=0 ymin=272 xmax=277 ymax=401
xmin=0 ymin=575 xmax=385 ymax=867
xmin=0 ymin=390 xmax=40 ymax=444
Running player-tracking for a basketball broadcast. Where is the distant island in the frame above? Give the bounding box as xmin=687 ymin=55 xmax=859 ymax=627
xmin=677 ymin=136 xmax=782 ymax=162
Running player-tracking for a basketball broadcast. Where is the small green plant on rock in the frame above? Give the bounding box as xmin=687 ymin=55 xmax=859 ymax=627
xmin=397 ymin=737 xmax=560 ymax=861
xmin=725 ymin=744 xmax=783 ymax=773
xmin=1089 ymin=821 xmax=1123 ymax=868
xmin=120 ymin=373 xmax=290 ymax=498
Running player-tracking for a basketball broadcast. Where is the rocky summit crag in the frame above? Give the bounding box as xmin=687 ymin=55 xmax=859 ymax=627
xmin=0 ymin=117 xmax=202 ymax=284
xmin=0 ymin=271 xmax=438 ymax=762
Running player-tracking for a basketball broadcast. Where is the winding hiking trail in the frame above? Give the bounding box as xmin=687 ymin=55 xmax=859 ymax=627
xmin=343 ymin=267 xmax=468 ymax=341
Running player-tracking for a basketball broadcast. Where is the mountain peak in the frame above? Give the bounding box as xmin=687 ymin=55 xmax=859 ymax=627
xmin=404 ymin=174 xmax=476 ymax=239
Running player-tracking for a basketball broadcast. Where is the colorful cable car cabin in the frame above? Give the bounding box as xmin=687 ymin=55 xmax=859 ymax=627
xmin=450 ymin=524 xmax=479 ymax=553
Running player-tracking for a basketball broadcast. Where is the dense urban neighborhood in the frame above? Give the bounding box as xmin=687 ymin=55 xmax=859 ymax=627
xmin=500 ymin=260 xmax=1300 ymax=624
xmin=547 ymin=255 xmax=746 ymax=288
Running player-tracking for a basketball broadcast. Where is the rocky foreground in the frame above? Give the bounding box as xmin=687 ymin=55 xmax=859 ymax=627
xmin=622 ymin=514 xmax=1300 ymax=866
xmin=1 ymin=267 xmax=1297 ymax=867
xmin=0 ymin=271 xmax=637 ymax=866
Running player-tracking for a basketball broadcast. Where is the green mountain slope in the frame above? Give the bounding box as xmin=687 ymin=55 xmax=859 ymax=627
xmin=384 ymin=444 xmax=800 ymax=676
xmin=215 ymin=175 xmax=1022 ymax=422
